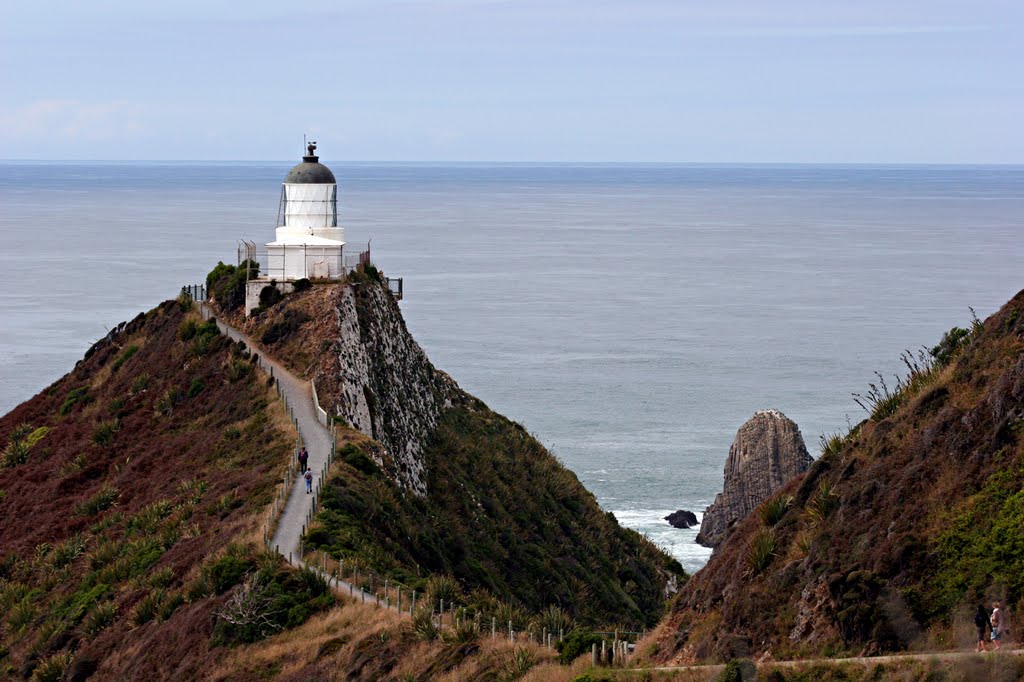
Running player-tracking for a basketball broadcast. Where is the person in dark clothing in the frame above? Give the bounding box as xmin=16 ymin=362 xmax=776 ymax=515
xmin=298 ymin=447 xmax=308 ymax=474
xmin=975 ymin=604 xmax=990 ymax=652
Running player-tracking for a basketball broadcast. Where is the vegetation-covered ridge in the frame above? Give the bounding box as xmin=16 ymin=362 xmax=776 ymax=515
xmin=645 ymin=288 xmax=1024 ymax=665
xmin=306 ymin=402 xmax=684 ymax=630
xmin=0 ymin=298 xmax=335 ymax=680
xmin=204 ymin=262 xmax=685 ymax=628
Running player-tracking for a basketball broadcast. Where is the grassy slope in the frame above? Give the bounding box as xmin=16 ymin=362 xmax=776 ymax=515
xmin=646 ymin=289 xmax=1024 ymax=664
xmin=0 ymin=299 xmax=313 ymax=679
xmin=307 ymin=402 xmax=682 ymax=629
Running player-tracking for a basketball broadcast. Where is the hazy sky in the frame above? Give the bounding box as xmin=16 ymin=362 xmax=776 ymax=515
xmin=1 ymin=1 xmax=1022 ymax=162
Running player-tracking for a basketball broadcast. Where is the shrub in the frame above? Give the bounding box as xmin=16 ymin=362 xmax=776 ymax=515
xmin=178 ymin=478 xmax=207 ymax=505
xmin=92 ymin=419 xmax=120 ymax=446
xmin=930 ymin=325 xmax=972 ymax=367
xmin=30 ymin=652 xmax=73 ymax=682
xmin=224 ymin=356 xmax=251 ymax=383
xmin=154 ymin=388 xmax=180 ymax=417
xmin=1 ymin=440 xmax=30 ymax=468
xmin=157 ymin=592 xmax=185 ymax=620
xmin=8 ymin=599 xmax=36 ymax=630
xmin=131 ymin=373 xmax=150 ymax=395
xmin=424 ymin=574 xmax=462 ymax=610
xmin=83 ymin=601 xmax=116 ymax=636
xmin=128 ymin=499 xmax=174 ymax=535
xmin=746 ymin=529 xmax=777 ymax=576
xmin=412 ymin=608 xmax=439 ymax=641
xmin=210 ymin=555 xmax=252 ymax=594
xmin=261 ymin=309 xmax=311 ymax=345
xmin=259 ymin=285 xmax=283 ymax=307
xmin=206 ymin=260 xmax=258 ymax=312
xmin=718 ymin=659 xmax=756 ymax=682
xmin=179 ymin=319 xmax=200 ymax=341
xmin=557 ymin=629 xmax=603 ymax=664
xmin=535 ymin=604 xmax=575 ymax=640
xmin=76 ymin=484 xmax=120 ymax=516
xmin=131 ymin=589 xmax=165 ymax=626
xmin=59 ymin=387 xmax=90 ymax=415
xmin=340 ymin=444 xmax=378 ymax=476
xmin=759 ymin=494 xmax=793 ymax=527
xmin=7 ymin=422 xmax=33 ymax=443
xmin=50 ymin=534 xmax=86 ymax=569
xmin=292 ymin=278 xmax=312 ymax=293
xmin=501 ymin=647 xmax=536 ymax=680
xmin=188 ymin=378 xmax=205 ymax=397
xmin=806 ymin=480 xmax=840 ymax=526
xmin=111 ymin=344 xmax=139 ymax=371
xmin=819 ymin=431 xmax=845 ymax=458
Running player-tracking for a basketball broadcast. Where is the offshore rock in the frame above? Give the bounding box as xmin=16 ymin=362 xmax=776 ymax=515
xmin=665 ymin=510 xmax=699 ymax=529
xmin=696 ymin=409 xmax=812 ymax=548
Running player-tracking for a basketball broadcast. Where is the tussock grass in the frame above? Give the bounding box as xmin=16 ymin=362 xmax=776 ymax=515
xmin=29 ymin=651 xmax=72 ymax=682
xmin=745 ymin=529 xmax=778 ymax=576
xmin=806 ymin=479 xmax=840 ymax=526
xmin=75 ymin=484 xmax=120 ymax=517
xmin=83 ymin=601 xmax=117 ymax=637
xmin=758 ymin=494 xmax=793 ymax=527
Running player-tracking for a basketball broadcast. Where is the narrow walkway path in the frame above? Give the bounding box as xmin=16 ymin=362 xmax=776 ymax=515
xmin=644 ymin=647 xmax=1024 ymax=677
xmin=197 ymin=303 xmax=402 ymax=614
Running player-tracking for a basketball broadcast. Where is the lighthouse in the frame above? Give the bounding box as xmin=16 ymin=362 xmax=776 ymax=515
xmin=265 ymin=142 xmax=345 ymax=279
xmin=238 ymin=141 xmax=399 ymax=314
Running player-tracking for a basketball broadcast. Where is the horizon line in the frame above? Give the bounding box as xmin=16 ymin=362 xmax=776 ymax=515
xmin=2 ymin=159 xmax=1024 ymax=167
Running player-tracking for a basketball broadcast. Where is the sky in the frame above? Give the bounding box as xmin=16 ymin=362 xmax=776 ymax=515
xmin=1 ymin=0 xmax=1022 ymax=162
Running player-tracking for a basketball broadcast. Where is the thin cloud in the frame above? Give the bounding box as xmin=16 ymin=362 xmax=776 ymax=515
xmin=0 ymin=100 xmax=146 ymax=143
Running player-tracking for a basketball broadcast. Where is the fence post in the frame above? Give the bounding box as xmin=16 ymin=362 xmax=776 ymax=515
xmin=411 ymin=590 xmax=416 ymax=615
xmin=508 ymin=620 xmax=513 ymax=642
xmin=491 ymin=617 xmax=496 ymax=640
xmin=592 ymin=643 xmax=598 ymax=666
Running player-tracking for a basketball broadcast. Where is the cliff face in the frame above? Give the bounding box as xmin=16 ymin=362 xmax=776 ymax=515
xmin=329 ymin=281 xmax=457 ymax=495
xmin=649 ymin=290 xmax=1024 ymax=664
xmin=230 ymin=276 xmax=458 ymax=496
xmin=696 ymin=409 xmax=812 ymax=547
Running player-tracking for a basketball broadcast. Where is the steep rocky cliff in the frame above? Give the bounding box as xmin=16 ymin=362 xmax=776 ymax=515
xmin=225 ymin=273 xmax=458 ymax=495
xmin=647 ymin=290 xmax=1024 ymax=664
xmin=696 ymin=409 xmax=812 ymax=547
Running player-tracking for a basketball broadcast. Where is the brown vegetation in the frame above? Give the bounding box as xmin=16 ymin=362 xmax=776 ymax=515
xmin=0 ymin=298 xmax=298 ymax=679
xmin=646 ymin=289 xmax=1024 ymax=665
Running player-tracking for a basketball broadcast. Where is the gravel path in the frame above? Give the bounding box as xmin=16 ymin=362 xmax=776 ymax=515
xmin=645 ymin=647 xmax=1024 ymax=678
xmin=198 ymin=302 xmax=402 ymax=613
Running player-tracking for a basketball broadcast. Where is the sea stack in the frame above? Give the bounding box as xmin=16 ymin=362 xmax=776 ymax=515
xmin=696 ymin=409 xmax=812 ymax=548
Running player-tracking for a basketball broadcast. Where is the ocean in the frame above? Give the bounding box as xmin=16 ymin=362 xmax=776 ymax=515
xmin=1 ymin=162 xmax=1021 ymax=573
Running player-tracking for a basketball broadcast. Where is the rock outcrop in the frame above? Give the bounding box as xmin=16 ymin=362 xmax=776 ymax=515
xmin=327 ymin=281 xmax=458 ymax=495
xmin=665 ymin=509 xmax=699 ymax=529
xmin=696 ymin=409 xmax=812 ymax=547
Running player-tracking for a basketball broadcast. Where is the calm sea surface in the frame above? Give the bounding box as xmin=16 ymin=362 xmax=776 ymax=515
xmin=1 ymin=162 xmax=1021 ymax=572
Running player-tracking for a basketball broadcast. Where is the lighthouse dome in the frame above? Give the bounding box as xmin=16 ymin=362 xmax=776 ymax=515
xmin=284 ymin=156 xmax=336 ymax=184
xmin=283 ymin=143 xmax=336 ymax=184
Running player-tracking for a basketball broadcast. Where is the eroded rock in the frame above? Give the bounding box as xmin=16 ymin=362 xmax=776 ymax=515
xmin=696 ymin=409 xmax=812 ymax=547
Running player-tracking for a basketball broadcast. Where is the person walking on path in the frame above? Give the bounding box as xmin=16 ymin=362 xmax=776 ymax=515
xmin=974 ymin=604 xmax=990 ymax=652
xmin=991 ymin=601 xmax=1005 ymax=650
xmin=298 ymin=447 xmax=309 ymax=474
xmin=304 ymin=469 xmax=313 ymax=494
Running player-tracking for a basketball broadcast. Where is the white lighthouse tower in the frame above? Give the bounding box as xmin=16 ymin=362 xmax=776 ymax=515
xmin=265 ymin=142 xmax=345 ymax=280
